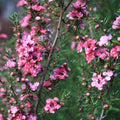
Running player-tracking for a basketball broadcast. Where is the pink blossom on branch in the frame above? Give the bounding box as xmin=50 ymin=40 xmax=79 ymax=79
xmin=77 ymin=41 xmax=84 ymax=53
xmin=53 ymin=64 xmax=69 ymax=80
xmin=110 ymin=45 xmax=120 ymax=58
xmin=17 ymin=0 xmax=28 ymax=7
xmin=95 ymin=48 xmax=109 ymax=60
xmin=112 ymin=16 xmax=120 ymax=29
xmin=66 ymin=10 xmax=83 ymax=20
xmin=6 ymin=60 xmax=16 ymax=68
xmin=20 ymin=14 xmax=31 ymax=28
xmin=91 ymin=73 xmax=107 ymax=90
xmin=44 ymin=97 xmax=62 ymax=113
xmin=0 ymin=33 xmax=8 ymax=39
xmin=29 ymin=82 xmax=40 ymax=91
xmin=98 ymin=35 xmax=112 ymax=46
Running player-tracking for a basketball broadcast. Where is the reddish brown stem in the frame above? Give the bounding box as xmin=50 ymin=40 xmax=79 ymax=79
xmin=34 ymin=0 xmax=73 ymax=116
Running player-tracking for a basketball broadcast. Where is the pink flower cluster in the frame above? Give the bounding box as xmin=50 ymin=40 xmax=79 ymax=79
xmin=0 ymin=33 xmax=8 ymax=39
xmin=77 ymin=38 xmax=97 ymax=63
xmin=16 ymin=34 xmax=45 ymax=77
xmin=29 ymin=82 xmax=39 ymax=91
xmin=0 ymin=114 xmax=4 ymax=120
xmin=96 ymin=48 xmax=109 ymax=60
xmin=77 ymin=35 xmax=112 ymax=63
xmin=20 ymin=14 xmax=31 ymax=28
xmin=66 ymin=0 xmax=88 ymax=29
xmin=91 ymin=70 xmax=113 ymax=90
xmin=67 ymin=0 xmax=87 ymax=20
xmin=44 ymin=97 xmax=62 ymax=113
xmin=110 ymin=45 xmax=120 ymax=58
xmin=17 ymin=0 xmax=28 ymax=7
xmin=43 ymin=63 xmax=70 ymax=88
xmin=16 ymin=0 xmax=52 ymax=77
xmin=31 ymin=5 xmax=45 ymax=12
xmin=98 ymin=35 xmax=111 ymax=46
xmin=112 ymin=16 xmax=120 ymax=29
xmin=103 ymin=70 xmax=113 ymax=81
xmin=6 ymin=60 xmax=16 ymax=68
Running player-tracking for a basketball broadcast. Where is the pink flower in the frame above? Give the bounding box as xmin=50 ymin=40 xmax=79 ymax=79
xmin=91 ymin=73 xmax=107 ymax=90
xmin=28 ymin=115 xmax=37 ymax=120
xmin=16 ymin=33 xmax=44 ymax=77
xmin=86 ymin=50 xmax=95 ymax=63
xmin=20 ymin=14 xmax=31 ymax=28
xmin=73 ymin=0 xmax=87 ymax=9
xmin=71 ymin=41 xmax=76 ymax=50
xmin=73 ymin=0 xmax=87 ymax=15
xmin=6 ymin=60 xmax=16 ymax=68
xmin=12 ymin=114 xmax=26 ymax=120
xmin=103 ymin=70 xmax=113 ymax=81
xmin=44 ymin=97 xmax=61 ymax=113
xmin=50 ymin=75 xmax=57 ymax=81
xmin=84 ymin=38 xmax=97 ymax=54
xmin=43 ymin=81 xmax=52 ymax=87
xmin=29 ymin=82 xmax=39 ymax=91
xmin=66 ymin=10 xmax=83 ymax=20
xmin=40 ymin=29 xmax=47 ymax=34
xmin=53 ymin=66 xmax=69 ymax=80
xmin=20 ymin=94 xmax=29 ymax=101
xmin=35 ymin=16 xmax=41 ymax=21
xmin=31 ymin=5 xmax=45 ymax=12
xmin=10 ymin=106 xmax=19 ymax=114
xmin=0 ymin=114 xmax=4 ymax=120
xmin=21 ymin=84 xmax=26 ymax=90
xmin=0 ymin=33 xmax=8 ymax=39
xmin=17 ymin=0 xmax=28 ymax=7
xmin=110 ymin=46 xmax=120 ymax=58
xmin=95 ymin=24 xmax=99 ymax=29
xmin=96 ymin=48 xmax=109 ymax=60
xmin=77 ymin=41 xmax=83 ymax=53
xmin=80 ymin=19 xmax=85 ymax=29
xmin=98 ymin=35 xmax=111 ymax=46
xmin=112 ymin=16 xmax=120 ymax=29
xmin=48 ymin=0 xmax=53 ymax=2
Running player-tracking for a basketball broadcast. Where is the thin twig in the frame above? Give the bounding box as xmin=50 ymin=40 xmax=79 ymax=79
xmin=99 ymin=108 xmax=104 ymax=120
xmin=34 ymin=0 xmax=73 ymax=115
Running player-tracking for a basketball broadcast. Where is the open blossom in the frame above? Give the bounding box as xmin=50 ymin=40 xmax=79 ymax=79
xmin=91 ymin=73 xmax=107 ymax=90
xmin=110 ymin=45 xmax=120 ymax=58
xmin=6 ymin=60 xmax=16 ymax=68
xmin=98 ymin=35 xmax=111 ymax=46
xmin=66 ymin=10 xmax=83 ymax=20
xmin=0 ymin=114 xmax=4 ymax=120
xmin=43 ymin=81 xmax=52 ymax=87
xmin=77 ymin=41 xmax=84 ymax=53
xmin=53 ymin=64 xmax=69 ymax=80
xmin=17 ymin=0 xmax=28 ymax=7
xmin=73 ymin=0 xmax=87 ymax=15
xmin=83 ymin=38 xmax=97 ymax=63
xmin=71 ymin=41 xmax=76 ymax=50
xmin=29 ymin=82 xmax=39 ymax=91
xmin=96 ymin=48 xmax=109 ymax=60
xmin=48 ymin=0 xmax=53 ymax=2
xmin=10 ymin=106 xmax=19 ymax=115
xmin=0 ymin=33 xmax=8 ymax=39
xmin=112 ymin=16 xmax=120 ymax=29
xmin=103 ymin=70 xmax=113 ymax=81
xmin=44 ymin=97 xmax=61 ymax=113
xmin=86 ymin=50 xmax=96 ymax=63
xmin=84 ymin=38 xmax=97 ymax=54
xmin=17 ymin=33 xmax=45 ymax=77
xmin=31 ymin=5 xmax=45 ymax=11
xmin=20 ymin=14 xmax=31 ymax=28
xmin=28 ymin=115 xmax=37 ymax=120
